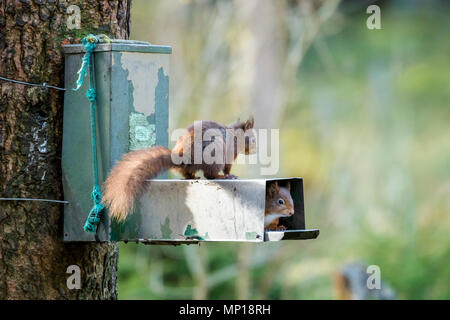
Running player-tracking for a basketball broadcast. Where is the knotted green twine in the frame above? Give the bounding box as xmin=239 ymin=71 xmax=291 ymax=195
xmin=73 ymin=34 xmax=105 ymax=234
xmin=74 ymin=35 xmax=98 ymax=91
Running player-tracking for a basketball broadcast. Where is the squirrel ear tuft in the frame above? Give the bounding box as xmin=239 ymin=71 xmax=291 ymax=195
xmin=285 ymin=182 xmax=291 ymax=191
xmin=244 ymin=116 xmax=254 ymax=131
xmin=268 ymin=181 xmax=280 ymax=196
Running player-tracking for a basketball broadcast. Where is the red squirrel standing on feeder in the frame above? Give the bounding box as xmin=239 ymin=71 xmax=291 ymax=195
xmin=102 ymin=117 xmax=257 ymax=221
xmin=264 ymin=181 xmax=295 ymax=230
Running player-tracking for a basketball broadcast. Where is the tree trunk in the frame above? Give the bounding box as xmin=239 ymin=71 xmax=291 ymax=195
xmin=0 ymin=0 xmax=131 ymax=299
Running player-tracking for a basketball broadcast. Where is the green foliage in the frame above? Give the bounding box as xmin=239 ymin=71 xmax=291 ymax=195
xmin=117 ymin=1 xmax=450 ymax=299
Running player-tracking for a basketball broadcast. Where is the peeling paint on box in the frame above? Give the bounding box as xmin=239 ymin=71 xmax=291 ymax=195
xmin=129 ymin=112 xmax=156 ymax=150
xmin=118 ymin=52 xmax=168 ymax=116
xmin=155 ymin=67 xmax=169 ymax=147
xmin=245 ymin=232 xmax=258 ymax=240
xmin=184 ymin=225 xmax=209 ymax=240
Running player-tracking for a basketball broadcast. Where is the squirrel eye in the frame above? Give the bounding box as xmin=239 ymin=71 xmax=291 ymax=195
xmin=278 ymin=199 xmax=284 ymax=205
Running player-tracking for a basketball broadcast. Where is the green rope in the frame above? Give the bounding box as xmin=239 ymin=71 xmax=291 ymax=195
xmin=73 ymin=35 xmax=98 ymax=91
xmin=74 ymin=34 xmax=105 ymax=234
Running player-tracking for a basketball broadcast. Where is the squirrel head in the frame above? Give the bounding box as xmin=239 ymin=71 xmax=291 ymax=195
xmin=230 ymin=116 xmax=257 ymax=155
xmin=265 ymin=181 xmax=295 ymax=217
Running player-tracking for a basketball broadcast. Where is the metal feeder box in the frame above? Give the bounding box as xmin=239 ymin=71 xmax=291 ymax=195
xmin=62 ymin=40 xmax=171 ymax=241
xmin=62 ymin=40 xmax=319 ymax=243
xmin=113 ymin=177 xmax=319 ymax=244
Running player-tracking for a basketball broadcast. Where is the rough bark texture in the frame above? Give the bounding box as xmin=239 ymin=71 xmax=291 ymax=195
xmin=0 ymin=0 xmax=131 ymax=299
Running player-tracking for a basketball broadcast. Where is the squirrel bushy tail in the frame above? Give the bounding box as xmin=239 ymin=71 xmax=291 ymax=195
xmin=102 ymin=146 xmax=174 ymax=221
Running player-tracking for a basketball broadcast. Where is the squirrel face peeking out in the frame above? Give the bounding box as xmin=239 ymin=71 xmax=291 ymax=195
xmin=264 ymin=181 xmax=295 ymax=231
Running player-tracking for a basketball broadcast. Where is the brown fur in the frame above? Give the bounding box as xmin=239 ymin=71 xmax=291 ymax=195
xmin=102 ymin=117 xmax=256 ymax=221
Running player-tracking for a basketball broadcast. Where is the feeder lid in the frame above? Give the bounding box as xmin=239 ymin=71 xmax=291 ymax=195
xmin=62 ymin=39 xmax=172 ymax=54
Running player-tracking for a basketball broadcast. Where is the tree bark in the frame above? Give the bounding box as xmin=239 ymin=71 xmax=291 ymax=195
xmin=0 ymin=0 xmax=131 ymax=299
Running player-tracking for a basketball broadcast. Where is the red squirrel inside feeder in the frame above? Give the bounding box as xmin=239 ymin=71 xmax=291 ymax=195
xmin=264 ymin=181 xmax=294 ymax=231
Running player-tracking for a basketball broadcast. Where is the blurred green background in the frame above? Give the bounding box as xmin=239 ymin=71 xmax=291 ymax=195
xmin=117 ymin=0 xmax=450 ymax=299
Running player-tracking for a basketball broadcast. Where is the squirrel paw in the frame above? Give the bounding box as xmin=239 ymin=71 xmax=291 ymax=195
xmin=224 ymin=174 xmax=238 ymax=180
xmin=266 ymin=225 xmax=287 ymax=231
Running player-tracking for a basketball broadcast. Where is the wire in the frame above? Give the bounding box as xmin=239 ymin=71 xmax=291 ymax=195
xmin=0 ymin=197 xmax=69 ymax=204
xmin=0 ymin=76 xmax=67 ymax=91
